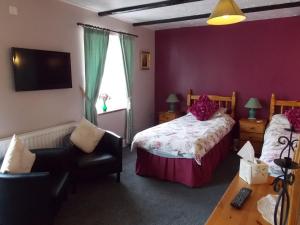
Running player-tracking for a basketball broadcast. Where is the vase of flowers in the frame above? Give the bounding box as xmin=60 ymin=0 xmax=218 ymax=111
xmin=99 ymin=93 xmax=110 ymax=112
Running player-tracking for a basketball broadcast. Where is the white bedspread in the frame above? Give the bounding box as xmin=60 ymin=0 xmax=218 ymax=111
xmin=260 ymin=114 xmax=299 ymax=177
xmin=131 ymin=113 xmax=235 ymax=165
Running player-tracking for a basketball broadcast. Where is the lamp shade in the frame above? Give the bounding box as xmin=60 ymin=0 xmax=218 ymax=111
xmin=244 ymin=98 xmax=262 ymax=109
xmin=207 ymin=0 xmax=246 ymax=25
xmin=166 ymin=94 xmax=179 ymax=103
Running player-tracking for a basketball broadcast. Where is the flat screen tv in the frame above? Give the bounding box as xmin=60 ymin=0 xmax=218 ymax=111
xmin=11 ymin=47 xmax=72 ymax=91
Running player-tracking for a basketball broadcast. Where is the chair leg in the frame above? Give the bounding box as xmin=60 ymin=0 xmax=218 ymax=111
xmin=116 ymin=172 xmax=120 ymax=183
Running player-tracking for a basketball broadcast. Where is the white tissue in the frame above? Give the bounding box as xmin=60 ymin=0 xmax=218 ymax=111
xmin=257 ymin=194 xmax=279 ymax=225
xmin=238 ymin=141 xmax=269 ymax=184
xmin=238 ymin=141 xmax=255 ymax=163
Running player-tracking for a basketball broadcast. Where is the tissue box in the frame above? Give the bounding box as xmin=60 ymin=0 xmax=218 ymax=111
xmin=239 ymin=158 xmax=269 ymax=184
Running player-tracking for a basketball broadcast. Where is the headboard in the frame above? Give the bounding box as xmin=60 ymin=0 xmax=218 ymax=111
xmin=288 ymin=142 xmax=300 ymax=225
xmin=186 ymin=89 xmax=236 ymax=119
xmin=268 ymin=93 xmax=300 ymax=224
xmin=269 ymin=93 xmax=300 ymax=121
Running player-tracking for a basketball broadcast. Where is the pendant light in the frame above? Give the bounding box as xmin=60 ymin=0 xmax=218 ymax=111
xmin=207 ymin=0 xmax=246 ymax=25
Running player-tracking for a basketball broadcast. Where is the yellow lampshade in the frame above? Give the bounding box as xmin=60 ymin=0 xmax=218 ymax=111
xmin=207 ymin=0 xmax=246 ymax=25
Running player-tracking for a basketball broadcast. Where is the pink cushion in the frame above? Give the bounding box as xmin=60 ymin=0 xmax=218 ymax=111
xmin=284 ymin=108 xmax=300 ymax=132
xmin=188 ymin=95 xmax=219 ymax=121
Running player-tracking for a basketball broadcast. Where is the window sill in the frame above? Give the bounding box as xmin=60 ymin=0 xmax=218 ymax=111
xmin=98 ymin=108 xmax=126 ymax=115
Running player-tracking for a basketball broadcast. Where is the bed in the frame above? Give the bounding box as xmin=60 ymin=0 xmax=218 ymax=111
xmin=288 ymin=143 xmax=300 ymax=225
xmin=260 ymin=93 xmax=300 ymax=177
xmin=132 ymin=90 xmax=236 ymax=187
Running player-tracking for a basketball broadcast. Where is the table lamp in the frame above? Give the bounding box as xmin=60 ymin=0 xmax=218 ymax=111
xmin=166 ymin=94 xmax=179 ymax=112
xmin=244 ymin=98 xmax=262 ymax=119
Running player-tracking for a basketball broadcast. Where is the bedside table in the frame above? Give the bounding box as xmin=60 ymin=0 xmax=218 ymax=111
xmin=239 ymin=118 xmax=267 ymax=156
xmin=159 ymin=111 xmax=182 ymax=123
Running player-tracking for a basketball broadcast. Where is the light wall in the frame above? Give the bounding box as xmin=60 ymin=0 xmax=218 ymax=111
xmin=0 ymin=0 xmax=155 ymax=138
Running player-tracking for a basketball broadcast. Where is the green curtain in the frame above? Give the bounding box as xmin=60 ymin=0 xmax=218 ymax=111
xmin=84 ymin=27 xmax=109 ymax=125
xmin=120 ymin=34 xmax=134 ymax=144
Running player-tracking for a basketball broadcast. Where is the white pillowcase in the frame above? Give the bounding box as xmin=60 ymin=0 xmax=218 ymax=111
xmin=70 ymin=118 xmax=106 ymax=153
xmin=0 ymin=135 xmax=36 ymax=173
xmin=211 ymin=107 xmax=227 ymax=119
xmin=271 ymin=114 xmax=290 ymax=126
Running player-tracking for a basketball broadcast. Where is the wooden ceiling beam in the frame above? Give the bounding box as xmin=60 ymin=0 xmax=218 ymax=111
xmin=132 ymin=1 xmax=300 ymax=26
xmin=98 ymin=0 xmax=204 ymax=16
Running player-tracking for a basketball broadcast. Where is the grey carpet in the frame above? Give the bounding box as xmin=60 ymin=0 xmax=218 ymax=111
xmin=55 ymin=149 xmax=239 ymax=225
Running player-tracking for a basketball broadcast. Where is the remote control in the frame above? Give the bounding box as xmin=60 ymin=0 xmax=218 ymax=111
xmin=230 ymin=187 xmax=252 ymax=209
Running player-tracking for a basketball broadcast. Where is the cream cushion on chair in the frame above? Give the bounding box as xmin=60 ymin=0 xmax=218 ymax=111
xmin=70 ymin=118 xmax=105 ymax=153
xmin=0 ymin=135 xmax=36 ymax=173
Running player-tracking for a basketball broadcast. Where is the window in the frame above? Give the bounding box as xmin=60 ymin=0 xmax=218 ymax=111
xmin=96 ymin=34 xmax=127 ymax=113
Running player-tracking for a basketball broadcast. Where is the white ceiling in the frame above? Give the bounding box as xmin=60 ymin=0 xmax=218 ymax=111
xmin=60 ymin=0 xmax=300 ymax=30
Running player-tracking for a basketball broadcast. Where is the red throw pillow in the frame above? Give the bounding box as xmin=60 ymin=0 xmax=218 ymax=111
xmin=284 ymin=108 xmax=300 ymax=132
xmin=188 ymin=95 xmax=219 ymax=121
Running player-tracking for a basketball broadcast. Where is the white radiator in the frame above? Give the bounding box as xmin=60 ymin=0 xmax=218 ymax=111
xmin=0 ymin=122 xmax=78 ymax=158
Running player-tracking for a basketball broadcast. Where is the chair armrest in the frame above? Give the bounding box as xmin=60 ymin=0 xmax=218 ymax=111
xmin=0 ymin=171 xmax=50 ymax=180
xmin=0 ymin=172 xmax=51 ymax=193
xmin=96 ymin=131 xmax=122 ymax=159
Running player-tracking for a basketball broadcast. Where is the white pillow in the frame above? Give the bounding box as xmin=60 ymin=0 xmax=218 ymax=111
xmin=70 ymin=118 xmax=106 ymax=153
xmin=211 ymin=107 xmax=227 ymax=119
xmin=0 ymin=135 xmax=36 ymax=173
xmin=271 ymin=114 xmax=290 ymax=126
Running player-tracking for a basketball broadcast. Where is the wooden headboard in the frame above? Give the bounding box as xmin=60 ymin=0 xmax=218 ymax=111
xmin=268 ymin=93 xmax=300 ymax=224
xmin=186 ymin=89 xmax=236 ymax=118
xmin=269 ymin=93 xmax=300 ymax=121
xmin=288 ymin=143 xmax=300 ymax=225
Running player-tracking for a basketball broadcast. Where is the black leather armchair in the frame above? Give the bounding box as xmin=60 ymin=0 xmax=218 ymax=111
xmin=0 ymin=148 xmax=70 ymax=225
xmin=0 ymin=172 xmax=53 ymax=225
xmin=63 ymin=130 xmax=123 ymax=188
xmin=0 ymin=130 xmax=122 ymax=224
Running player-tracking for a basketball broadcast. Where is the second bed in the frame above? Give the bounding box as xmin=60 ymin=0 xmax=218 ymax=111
xmin=260 ymin=94 xmax=300 ymax=177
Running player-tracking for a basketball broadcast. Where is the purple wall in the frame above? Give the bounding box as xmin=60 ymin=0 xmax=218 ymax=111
xmin=155 ymin=16 xmax=300 ymax=120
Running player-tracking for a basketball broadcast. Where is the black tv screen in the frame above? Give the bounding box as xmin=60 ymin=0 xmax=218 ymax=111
xmin=11 ymin=47 xmax=72 ymax=91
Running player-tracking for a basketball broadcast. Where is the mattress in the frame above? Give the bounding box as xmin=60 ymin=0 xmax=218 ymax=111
xmin=260 ymin=114 xmax=299 ymax=177
xmin=131 ymin=113 xmax=235 ymax=165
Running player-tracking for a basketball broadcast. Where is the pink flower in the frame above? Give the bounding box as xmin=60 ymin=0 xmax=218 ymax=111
xmin=99 ymin=93 xmax=111 ymax=102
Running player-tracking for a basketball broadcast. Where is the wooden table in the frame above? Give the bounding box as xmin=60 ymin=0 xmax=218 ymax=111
xmin=205 ymin=174 xmax=275 ymax=225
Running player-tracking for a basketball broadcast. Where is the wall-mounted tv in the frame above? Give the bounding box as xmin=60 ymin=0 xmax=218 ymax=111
xmin=11 ymin=47 xmax=72 ymax=91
